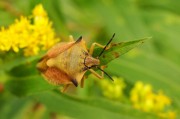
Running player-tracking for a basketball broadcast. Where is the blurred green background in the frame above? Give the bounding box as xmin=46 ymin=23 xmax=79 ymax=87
xmin=0 ymin=0 xmax=180 ymax=119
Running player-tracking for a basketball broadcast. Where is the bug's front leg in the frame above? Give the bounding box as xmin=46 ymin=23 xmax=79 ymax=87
xmin=80 ymin=76 xmax=86 ymax=88
xmin=88 ymin=69 xmax=103 ymax=79
xmin=89 ymin=42 xmax=112 ymax=55
xmin=80 ymin=67 xmax=103 ymax=88
xmin=69 ymin=35 xmax=75 ymax=42
xmin=89 ymin=65 xmax=113 ymax=81
xmin=80 ymin=66 xmax=106 ymax=88
xmin=89 ymin=42 xmax=105 ymax=55
xmin=100 ymin=65 xmax=107 ymax=77
xmin=80 ymin=69 xmax=104 ymax=88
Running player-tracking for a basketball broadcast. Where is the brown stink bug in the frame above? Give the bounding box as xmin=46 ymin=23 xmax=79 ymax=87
xmin=37 ymin=33 xmax=115 ymax=92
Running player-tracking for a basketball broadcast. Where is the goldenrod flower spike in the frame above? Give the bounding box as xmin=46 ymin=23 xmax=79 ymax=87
xmin=0 ymin=4 xmax=59 ymax=56
xmin=32 ymin=4 xmax=47 ymax=17
xmin=100 ymin=77 xmax=126 ymax=100
xmin=130 ymin=81 xmax=176 ymax=119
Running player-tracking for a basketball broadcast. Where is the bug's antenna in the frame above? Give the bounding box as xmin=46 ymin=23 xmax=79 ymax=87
xmin=97 ymin=67 xmax=114 ymax=81
xmin=98 ymin=33 xmax=115 ymax=58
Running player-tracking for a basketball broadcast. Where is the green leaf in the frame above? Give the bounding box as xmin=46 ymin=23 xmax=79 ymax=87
xmin=5 ymin=75 xmax=57 ymax=97
xmin=6 ymin=60 xmax=38 ymax=77
xmin=0 ymin=54 xmax=42 ymax=72
xmin=93 ymin=37 xmax=150 ymax=65
xmin=0 ymin=93 xmax=31 ymax=119
xmin=107 ymin=53 xmax=180 ymax=108
xmin=32 ymin=91 xmax=157 ymax=119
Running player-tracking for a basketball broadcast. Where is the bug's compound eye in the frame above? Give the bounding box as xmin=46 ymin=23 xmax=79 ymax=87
xmin=82 ymin=66 xmax=89 ymax=71
xmin=82 ymin=50 xmax=88 ymax=56
xmin=91 ymin=65 xmax=98 ymax=68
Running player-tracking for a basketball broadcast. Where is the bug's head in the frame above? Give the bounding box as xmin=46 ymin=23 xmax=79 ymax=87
xmin=84 ymin=55 xmax=100 ymax=68
xmin=83 ymin=33 xmax=115 ymax=81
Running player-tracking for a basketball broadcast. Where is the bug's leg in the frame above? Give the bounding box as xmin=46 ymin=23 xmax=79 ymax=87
xmin=69 ymin=35 xmax=74 ymax=42
xmin=61 ymin=84 xmax=70 ymax=93
xmin=89 ymin=43 xmax=105 ymax=55
xmin=100 ymin=65 xmax=107 ymax=77
xmin=80 ymin=76 xmax=87 ymax=88
xmin=89 ymin=69 xmax=103 ymax=79
xmin=80 ymin=77 xmax=85 ymax=88
xmin=88 ymin=66 xmax=106 ymax=79
xmin=89 ymin=66 xmax=114 ymax=81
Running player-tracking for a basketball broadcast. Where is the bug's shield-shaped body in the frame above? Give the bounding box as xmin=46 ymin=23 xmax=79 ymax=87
xmin=37 ymin=37 xmax=99 ymax=87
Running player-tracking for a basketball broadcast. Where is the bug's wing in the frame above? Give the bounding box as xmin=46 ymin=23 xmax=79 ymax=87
xmin=42 ymin=67 xmax=79 ymax=87
xmin=42 ymin=67 xmax=72 ymax=85
xmin=37 ymin=42 xmax=75 ymax=74
xmin=47 ymin=42 xmax=74 ymax=58
xmin=47 ymin=35 xmax=84 ymax=58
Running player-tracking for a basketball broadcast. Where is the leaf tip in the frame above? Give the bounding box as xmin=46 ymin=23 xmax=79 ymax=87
xmin=142 ymin=37 xmax=152 ymax=41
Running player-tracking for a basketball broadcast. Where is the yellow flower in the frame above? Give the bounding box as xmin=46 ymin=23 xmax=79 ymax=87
xmin=130 ymin=81 xmax=175 ymax=119
xmin=130 ymin=81 xmax=153 ymax=105
xmin=100 ymin=77 xmax=126 ymax=100
xmin=154 ymin=91 xmax=171 ymax=112
xmin=167 ymin=111 xmax=176 ymax=119
xmin=0 ymin=27 xmax=11 ymax=51
xmin=32 ymin=4 xmax=47 ymax=17
xmin=158 ymin=111 xmax=176 ymax=119
xmin=0 ymin=4 xmax=59 ymax=56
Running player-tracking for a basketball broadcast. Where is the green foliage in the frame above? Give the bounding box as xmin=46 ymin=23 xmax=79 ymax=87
xmin=0 ymin=0 xmax=180 ymax=119
xmin=93 ymin=38 xmax=150 ymax=65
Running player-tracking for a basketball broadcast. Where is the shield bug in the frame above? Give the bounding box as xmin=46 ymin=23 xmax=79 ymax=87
xmin=37 ymin=33 xmax=115 ymax=92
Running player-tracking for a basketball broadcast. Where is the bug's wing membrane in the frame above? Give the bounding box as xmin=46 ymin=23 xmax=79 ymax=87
xmin=40 ymin=66 xmax=79 ymax=87
xmin=71 ymin=79 xmax=78 ymax=87
xmin=42 ymin=67 xmax=73 ymax=85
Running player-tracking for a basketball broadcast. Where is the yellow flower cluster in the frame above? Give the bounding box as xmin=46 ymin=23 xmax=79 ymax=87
xmin=100 ymin=77 xmax=126 ymax=100
xmin=0 ymin=4 xmax=59 ymax=56
xmin=100 ymin=78 xmax=176 ymax=119
xmin=130 ymin=81 xmax=176 ymax=119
